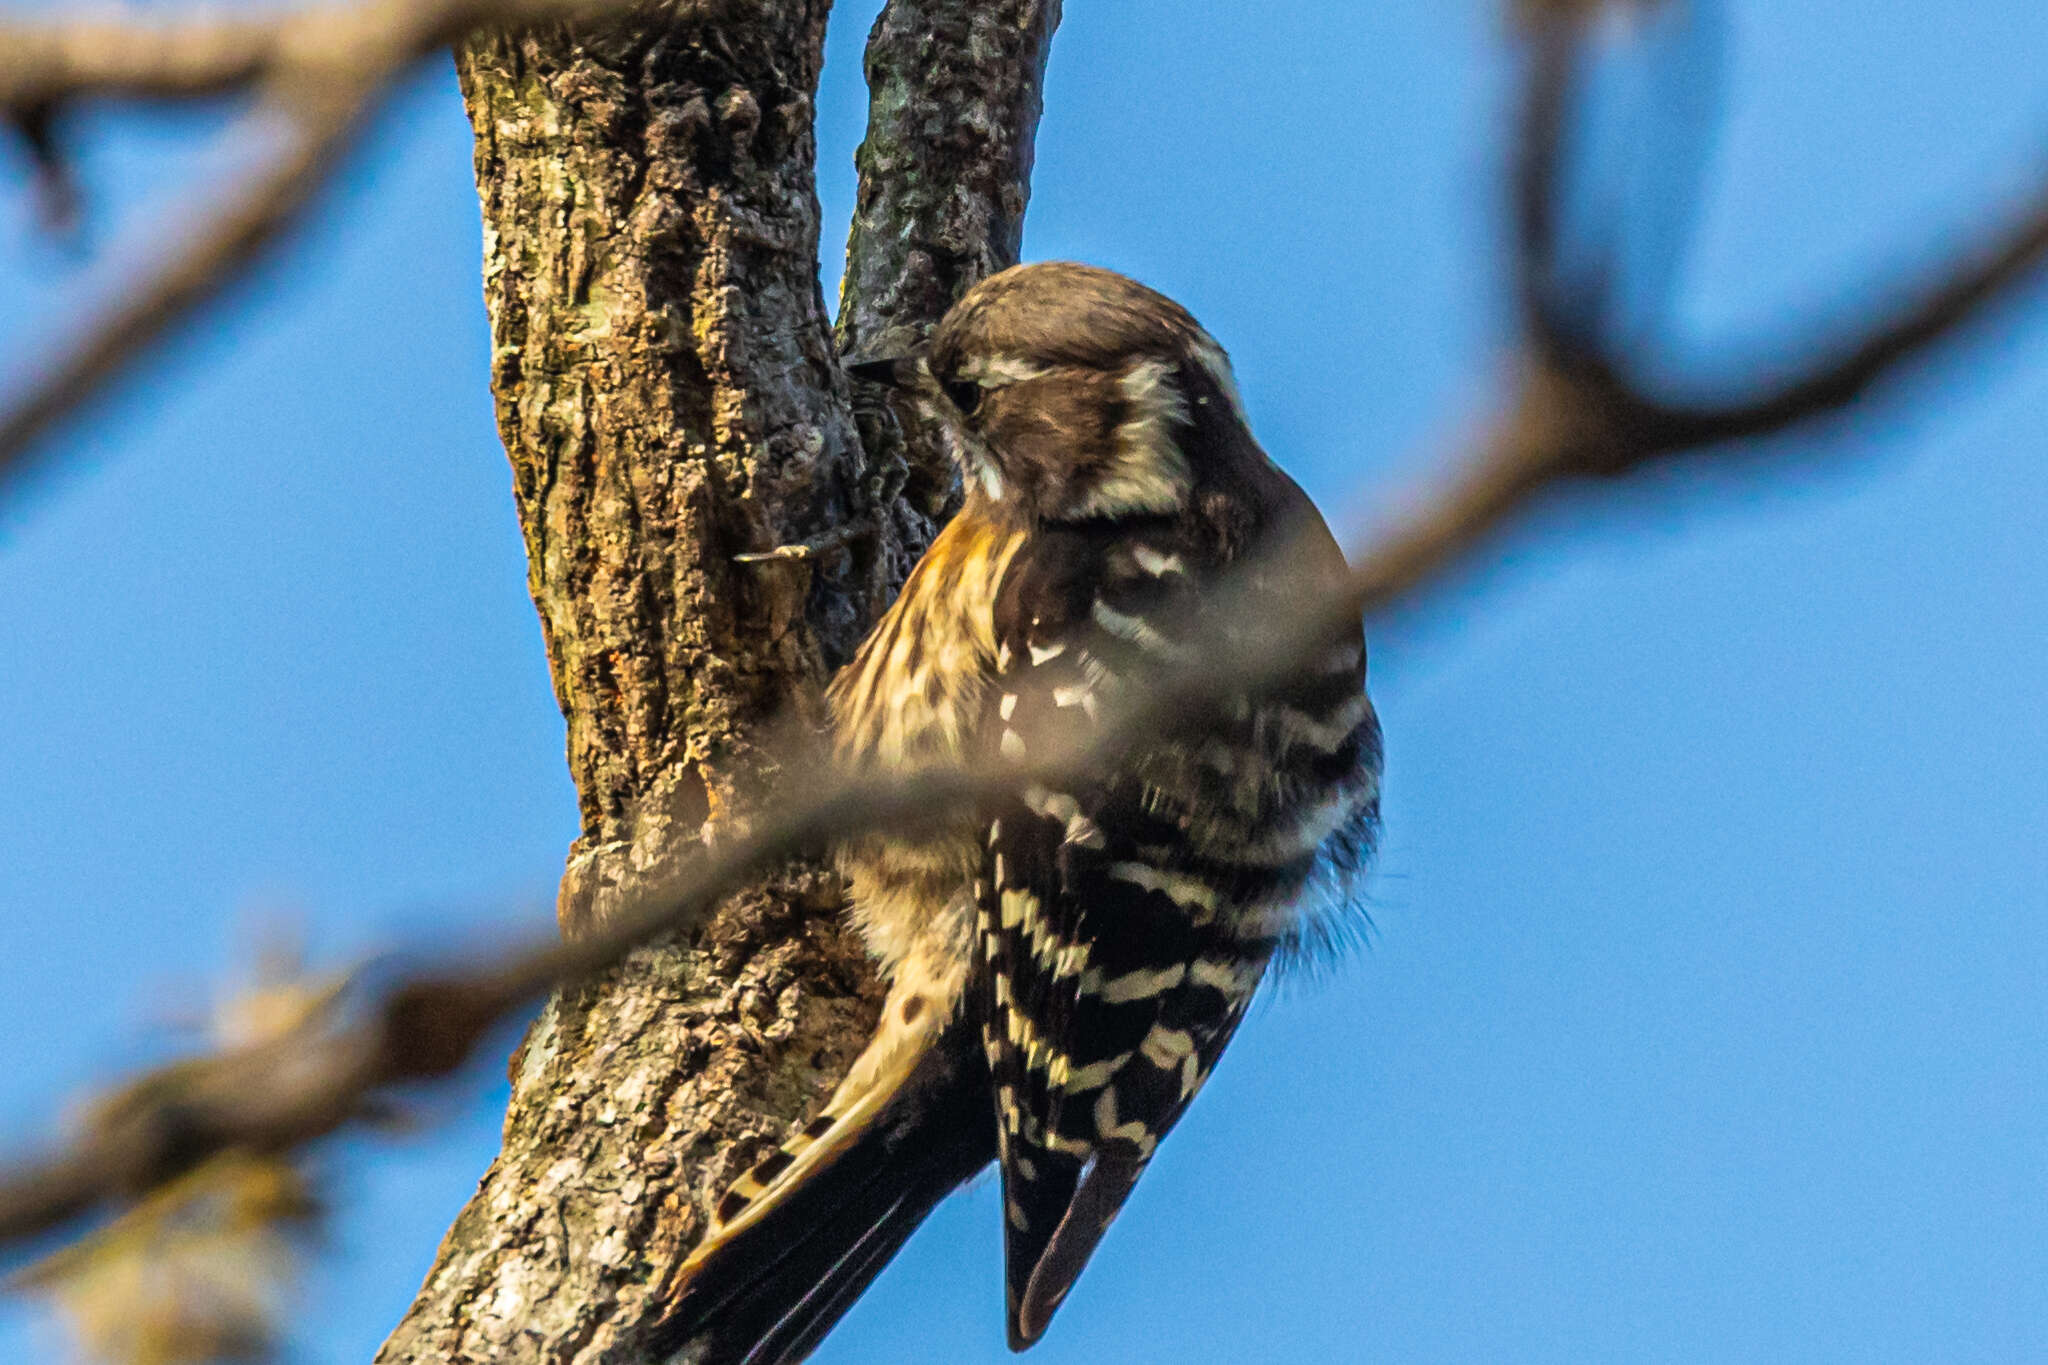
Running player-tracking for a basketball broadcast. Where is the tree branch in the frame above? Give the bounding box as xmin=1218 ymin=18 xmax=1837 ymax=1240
xmin=836 ymin=0 xmax=1062 ymax=357
xmin=823 ymin=0 xmax=1066 ymax=656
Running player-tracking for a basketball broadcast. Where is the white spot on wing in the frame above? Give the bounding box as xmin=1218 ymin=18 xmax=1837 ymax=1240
xmin=1093 ymin=1087 xmax=1156 ymax=1152
xmin=1091 ymin=600 xmax=1195 ymax=663
xmin=1095 ymin=963 xmax=1188 ymax=1004
xmin=1139 ymin=1025 xmax=1196 ymax=1068
xmin=1059 ymin=1053 xmax=1132 ymax=1092
xmin=1190 ymin=957 xmax=1262 ymax=997
xmin=1065 ymin=816 xmax=1106 ymax=849
xmin=1131 ymin=544 xmax=1186 ymax=578
xmin=1220 ymin=795 xmax=1356 ymax=864
xmin=1108 ymin=861 xmax=1218 ymax=914
xmin=1264 ymin=692 xmax=1374 ymax=753
xmin=1023 ymin=784 xmax=1107 ymax=849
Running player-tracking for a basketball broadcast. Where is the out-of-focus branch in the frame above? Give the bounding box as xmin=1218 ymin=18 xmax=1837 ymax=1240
xmin=0 ymin=106 xmax=346 ymax=495
xmin=0 ymin=0 xmax=629 ymax=493
xmin=1347 ymin=4 xmax=2048 ymax=616
xmin=0 ymin=764 xmax=978 ymax=1250
xmin=0 ymin=19 xmax=286 ymax=107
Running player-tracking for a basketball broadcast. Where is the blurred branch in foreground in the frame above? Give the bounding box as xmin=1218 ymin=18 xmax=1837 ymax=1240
xmin=1350 ymin=3 xmax=2048 ymax=617
xmin=0 ymin=0 xmax=632 ymax=492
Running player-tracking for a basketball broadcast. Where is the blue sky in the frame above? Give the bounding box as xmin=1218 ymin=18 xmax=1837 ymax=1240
xmin=4 ymin=1 xmax=2048 ymax=1360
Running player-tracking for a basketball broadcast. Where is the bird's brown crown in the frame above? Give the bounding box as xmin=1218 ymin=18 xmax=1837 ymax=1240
xmin=911 ymin=262 xmax=1260 ymax=525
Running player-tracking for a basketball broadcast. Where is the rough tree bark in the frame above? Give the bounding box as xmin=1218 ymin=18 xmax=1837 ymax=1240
xmin=376 ymin=2 xmax=1059 ymax=1360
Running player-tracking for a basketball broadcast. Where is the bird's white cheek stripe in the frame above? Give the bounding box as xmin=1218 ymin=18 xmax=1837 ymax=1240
xmin=1191 ymin=336 xmax=1250 ymax=424
xmin=959 ymin=354 xmax=1053 ymax=386
xmin=1064 ymin=357 xmax=1192 ymax=520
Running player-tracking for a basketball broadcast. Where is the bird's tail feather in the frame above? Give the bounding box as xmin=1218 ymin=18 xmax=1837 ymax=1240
xmin=1013 ymin=1158 xmax=1144 ymax=1347
xmin=655 ymin=1015 xmax=995 ymax=1365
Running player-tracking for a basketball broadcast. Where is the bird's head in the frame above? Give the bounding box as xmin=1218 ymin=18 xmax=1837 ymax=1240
xmin=849 ymin=262 xmax=1260 ymax=525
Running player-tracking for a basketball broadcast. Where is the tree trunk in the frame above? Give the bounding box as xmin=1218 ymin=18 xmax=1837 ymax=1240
xmin=376 ymin=3 xmax=1058 ymax=1360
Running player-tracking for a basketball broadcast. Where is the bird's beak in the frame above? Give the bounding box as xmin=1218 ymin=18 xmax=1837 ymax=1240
xmin=841 ymin=348 xmax=923 ymax=389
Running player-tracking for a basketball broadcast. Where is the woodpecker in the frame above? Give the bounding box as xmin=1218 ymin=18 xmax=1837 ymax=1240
xmin=658 ymin=262 xmax=1381 ymax=1363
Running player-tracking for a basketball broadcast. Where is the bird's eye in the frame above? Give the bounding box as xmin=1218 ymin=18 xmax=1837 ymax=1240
xmin=942 ymin=377 xmax=982 ymax=417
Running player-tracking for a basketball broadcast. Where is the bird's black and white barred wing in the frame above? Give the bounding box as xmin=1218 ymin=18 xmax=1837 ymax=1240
xmin=974 ymin=514 xmax=1379 ymax=1349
